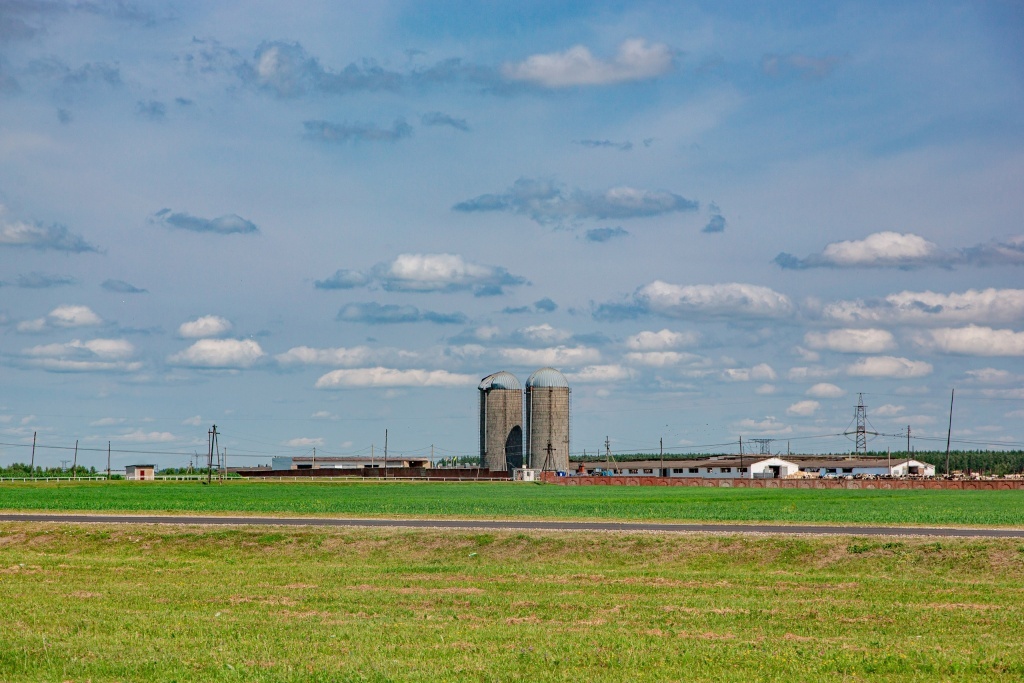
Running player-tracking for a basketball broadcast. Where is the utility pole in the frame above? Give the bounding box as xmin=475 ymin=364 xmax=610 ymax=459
xmin=906 ymin=425 xmax=911 ymax=475
xmin=604 ymin=436 xmax=610 ymax=460
xmin=739 ymin=435 xmax=743 ymax=469
xmin=72 ymin=440 xmax=78 ymax=478
xmin=222 ymin=448 xmax=227 ymax=481
xmin=431 ymin=444 xmax=434 ymax=465
xmin=207 ymin=425 xmax=218 ymax=485
xmin=106 ymin=441 xmax=111 ymax=480
xmin=30 ymin=431 xmax=36 ymax=472
xmin=660 ymin=437 xmax=664 ymax=477
xmin=945 ymin=388 xmax=955 ymax=476
xmin=384 ymin=429 xmax=388 ymax=479
xmin=844 ymin=393 xmax=878 ymax=454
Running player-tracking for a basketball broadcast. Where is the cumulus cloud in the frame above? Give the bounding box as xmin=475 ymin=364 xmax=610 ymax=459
xmin=566 ymin=364 xmax=634 ymax=383
xmin=168 ymin=339 xmax=265 ymax=368
xmin=626 ymin=329 xmax=699 ymax=351
xmin=316 ymin=253 xmax=526 ymax=296
xmin=702 ymin=203 xmax=726 ymax=234
xmin=755 ymin=384 xmax=776 ymax=395
xmin=823 ymin=288 xmax=1024 ymax=326
xmin=421 ymin=111 xmax=469 ymax=131
xmin=14 ymin=272 xmax=74 ymax=288
xmin=846 ymin=356 xmax=933 ymax=378
xmin=497 ymin=345 xmax=600 ymax=367
xmin=454 ymin=178 xmax=697 ymax=226
xmin=503 ymin=39 xmax=673 ymax=87
xmin=722 ymin=364 xmax=777 ymax=382
xmin=761 ymin=53 xmax=841 ymax=79
xmin=912 ymin=325 xmax=1024 ymax=357
xmin=584 ymin=227 xmax=629 ymax=243
xmin=624 ymin=351 xmax=707 ymax=367
xmin=20 ymin=338 xmax=139 ymax=373
xmin=776 ymin=232 xmax=1024 ymax=270
xmin=303 ymin=118 xmax=412 ymax=144
xmin=101 ymin=279 xmax=147 ymax=294
xmin=736 ymin=416 xmax=792 ymax=436
xmin=315 ymin=367 xmax=475 ymax=389
xmin=515 ymin=324 xmax=573 ymax=345
xmin=804 ymin=328 xmax=896 ymax=354
xmin=786 ymin=400 xmax=820 ymax=416
xmin=18 ymin=304 xmax=103 ymax=333
xmin=596 ymin=281 xmax=794 ymax=321
xmin=151 ymin=209 xmax=258 ymax=235
xmin=964 ymin=368 xmax=1021 ymax=384
xmin=337 ymin=302 xmax=466 ymax=325
xmin=806 ymin=383 xmax=845 ymax=398
xmin=178 ymin=315 xmax=232 ymax=339
xmin=0 ymin=215 xmax=99 ymax=253
xmin=275 ymin=345 xmax=418 ymax=367
xmin=285 ymin=437 xmax=323 ymax=448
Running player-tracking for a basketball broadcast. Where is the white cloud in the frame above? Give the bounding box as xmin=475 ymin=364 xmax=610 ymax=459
xmin=275 ymin=345 xmax=417 ymax=367
xmin=285 ymin=437 xmax=323 ymax=448
xmin=168 ymin=339 xmax=265 ymax=368
xmin=517 ymin=324 xmax=572 ymax=344
xmin=755 ymin=384 xmax=776 ymax=395
xmin=804 ymin=328 xmax=896 ymax=354
xmin=625 ymin=329 xmax=699 ymax=350
xmin=634 ymin=281 xmax=794 ymax=319
xmin=116 ymin=429 xmax=177 ymax=443
xmin=498 ymin=345 xmax=600 ymax=367
xmin=736 ymin=416 xmax=792 ymax=435
xmin=16 ymin=318 xmax=48 ymax=333
xmin=777 ymin=232 xmax=1024 ymax=270
xmin=315 ymin=367 xmax=476 ymax=389
xmin=90 ymin=417 xmax=126 ymax=427
xmin=787 ymin=366 xmax=840 ymax=381
xmin=846 ymin=356 xmax=933 ymax=378
xmin=20 ymin=338 xmax=139 ymax=373
xmin=624 ymin=351 xmax=706 ymax=367
xmin=806 ymin=383 xmax=845 ymax=398
xmin=182 ymin=415 xmax=203 ymax=426
xmin=913 ymin=325 xmax=1024 ymax=356
xmin=786 ymin=400 xmax=820 ymax=416
xmin=566 ymin=364 xmax=634 ymax=383
xmin=316 ymin=253 xmax=525 ymax=296
xmin=503 ymin=38 xmax=673 ymax=87
xmin=873 ymin=404 xmax=905 ymax=417
xmin=722 ymin=363 xmax=777 ymax=382
xmin=965 ymin=368 xmax=1019 ymax=384
xmin=793 ymin=346 xmax=821 ymax=362
xmin=824 ymin=288 xmax=1024 ymax=326
xmin=49 ymin=305 xmax=102 ymax=327
xmin=178 ymin=315 xmax=232 ymax=338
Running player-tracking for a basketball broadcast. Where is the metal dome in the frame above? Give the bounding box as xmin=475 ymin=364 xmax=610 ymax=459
xmin=479 ymin=371 xmax=522 ymax=391
xmin=525 ymin=367 xmax=569 ymax=389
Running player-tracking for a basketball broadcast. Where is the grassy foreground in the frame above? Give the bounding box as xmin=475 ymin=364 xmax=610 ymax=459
xmin=1 ymin=523 xmax=1023 ymax=681
xmin=1 ymin=480 xmax=1024 ymax=527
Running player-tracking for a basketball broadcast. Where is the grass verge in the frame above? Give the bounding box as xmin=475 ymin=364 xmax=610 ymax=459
xmin=1 ymin=523 xmax=1023 ymax=681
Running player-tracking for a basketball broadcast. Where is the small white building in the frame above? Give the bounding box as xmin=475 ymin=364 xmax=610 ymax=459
xmin=581 ymin=457 xmax=800 ymax=479
xmin=125 ymin=464 xmax=156 ymax=481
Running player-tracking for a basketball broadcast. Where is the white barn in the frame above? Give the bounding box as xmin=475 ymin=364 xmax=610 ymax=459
xmin=581 ymin=457 xmax=800 ymax=479
xmin=795 ymin=458 xmax=935 ymax=478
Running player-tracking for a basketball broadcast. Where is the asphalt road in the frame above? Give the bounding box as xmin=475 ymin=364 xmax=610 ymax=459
xmin=2 ymin=513 xmax=1024 ymax=538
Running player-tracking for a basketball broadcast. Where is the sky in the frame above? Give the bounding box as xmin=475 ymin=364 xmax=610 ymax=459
xmin=1 ymin=0 xmax=1023 ymax=470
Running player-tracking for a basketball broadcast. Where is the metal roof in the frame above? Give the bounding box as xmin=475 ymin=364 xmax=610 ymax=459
xmin=526 ymin=367 xmax=569 ymax=389
xmin=478 ymin=371 xmax=522 ymax=391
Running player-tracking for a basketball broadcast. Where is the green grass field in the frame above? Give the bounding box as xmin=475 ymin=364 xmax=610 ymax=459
xmin=1 ymin=522 xmax=1023 ymax=681
xmin=1 ymin=480 xmax=1023 ymax=527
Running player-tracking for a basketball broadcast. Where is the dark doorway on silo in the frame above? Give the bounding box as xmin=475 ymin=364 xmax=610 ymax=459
xmin=505 ymin=426 xmax=523 ymax=470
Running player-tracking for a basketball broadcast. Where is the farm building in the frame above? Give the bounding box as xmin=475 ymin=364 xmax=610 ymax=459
xmin=271 ymin=455 xmax=432 ymax=471
xmin=581 ymin=457 xmax=800 ymax=479
xmin=525 ymin=367 xmax=571 ymax=472
xmin=125 ymin=464 xmax=156 ymax=480
xmin=793 ymin=458 xmax=935 ymax=477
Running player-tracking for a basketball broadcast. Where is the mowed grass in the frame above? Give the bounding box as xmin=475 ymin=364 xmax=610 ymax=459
xmin=2 ymin=523 xmax=1024 ymax=682
xmin=1 ymin=480 xmax=1024 ymax=527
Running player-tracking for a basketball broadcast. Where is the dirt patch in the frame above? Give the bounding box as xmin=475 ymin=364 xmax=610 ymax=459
xmin=678 ymin=631 xmax=736 ymax=640
xmin=783 ymin=632 xmax=816 ymax=642
xmin=505 ymin=615 xmax=541 ymax=625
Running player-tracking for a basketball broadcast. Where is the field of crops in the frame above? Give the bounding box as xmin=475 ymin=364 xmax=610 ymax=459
xmin=1 ymin=522 xmax=1023 ymax=681
xmin=1 ymin=480 xmax=1024 ymax=527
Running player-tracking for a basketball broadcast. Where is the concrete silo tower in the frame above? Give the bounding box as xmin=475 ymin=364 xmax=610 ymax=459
xmin=479 ymin=371 xmax=524 ymax=471
xmin=525 ymin=367 xmax=571 ymax=472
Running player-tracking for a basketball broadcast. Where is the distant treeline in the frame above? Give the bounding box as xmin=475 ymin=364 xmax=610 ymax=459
xmin=0 ymin=463 xmax=99 ymax=478
xmin=572 ymin=451 xmax=1024 ymax=475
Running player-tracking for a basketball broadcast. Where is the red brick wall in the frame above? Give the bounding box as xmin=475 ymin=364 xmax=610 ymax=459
xmin=539 ymin=473 xmax=1024 ymax=490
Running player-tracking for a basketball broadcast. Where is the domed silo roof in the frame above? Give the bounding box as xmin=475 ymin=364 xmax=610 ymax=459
xmin=526 ymin=367 xmax=569 ymax=389
xmin=479 ymin=371 xmax=522 ymax=391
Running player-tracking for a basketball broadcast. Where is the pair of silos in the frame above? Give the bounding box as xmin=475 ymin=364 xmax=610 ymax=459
xmin=478 ymin=367 xmax=570 ymax=472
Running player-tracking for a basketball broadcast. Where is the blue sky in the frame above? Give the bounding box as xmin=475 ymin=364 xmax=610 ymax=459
xmin=1 ymin=1 xmax=1022 ymax=469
